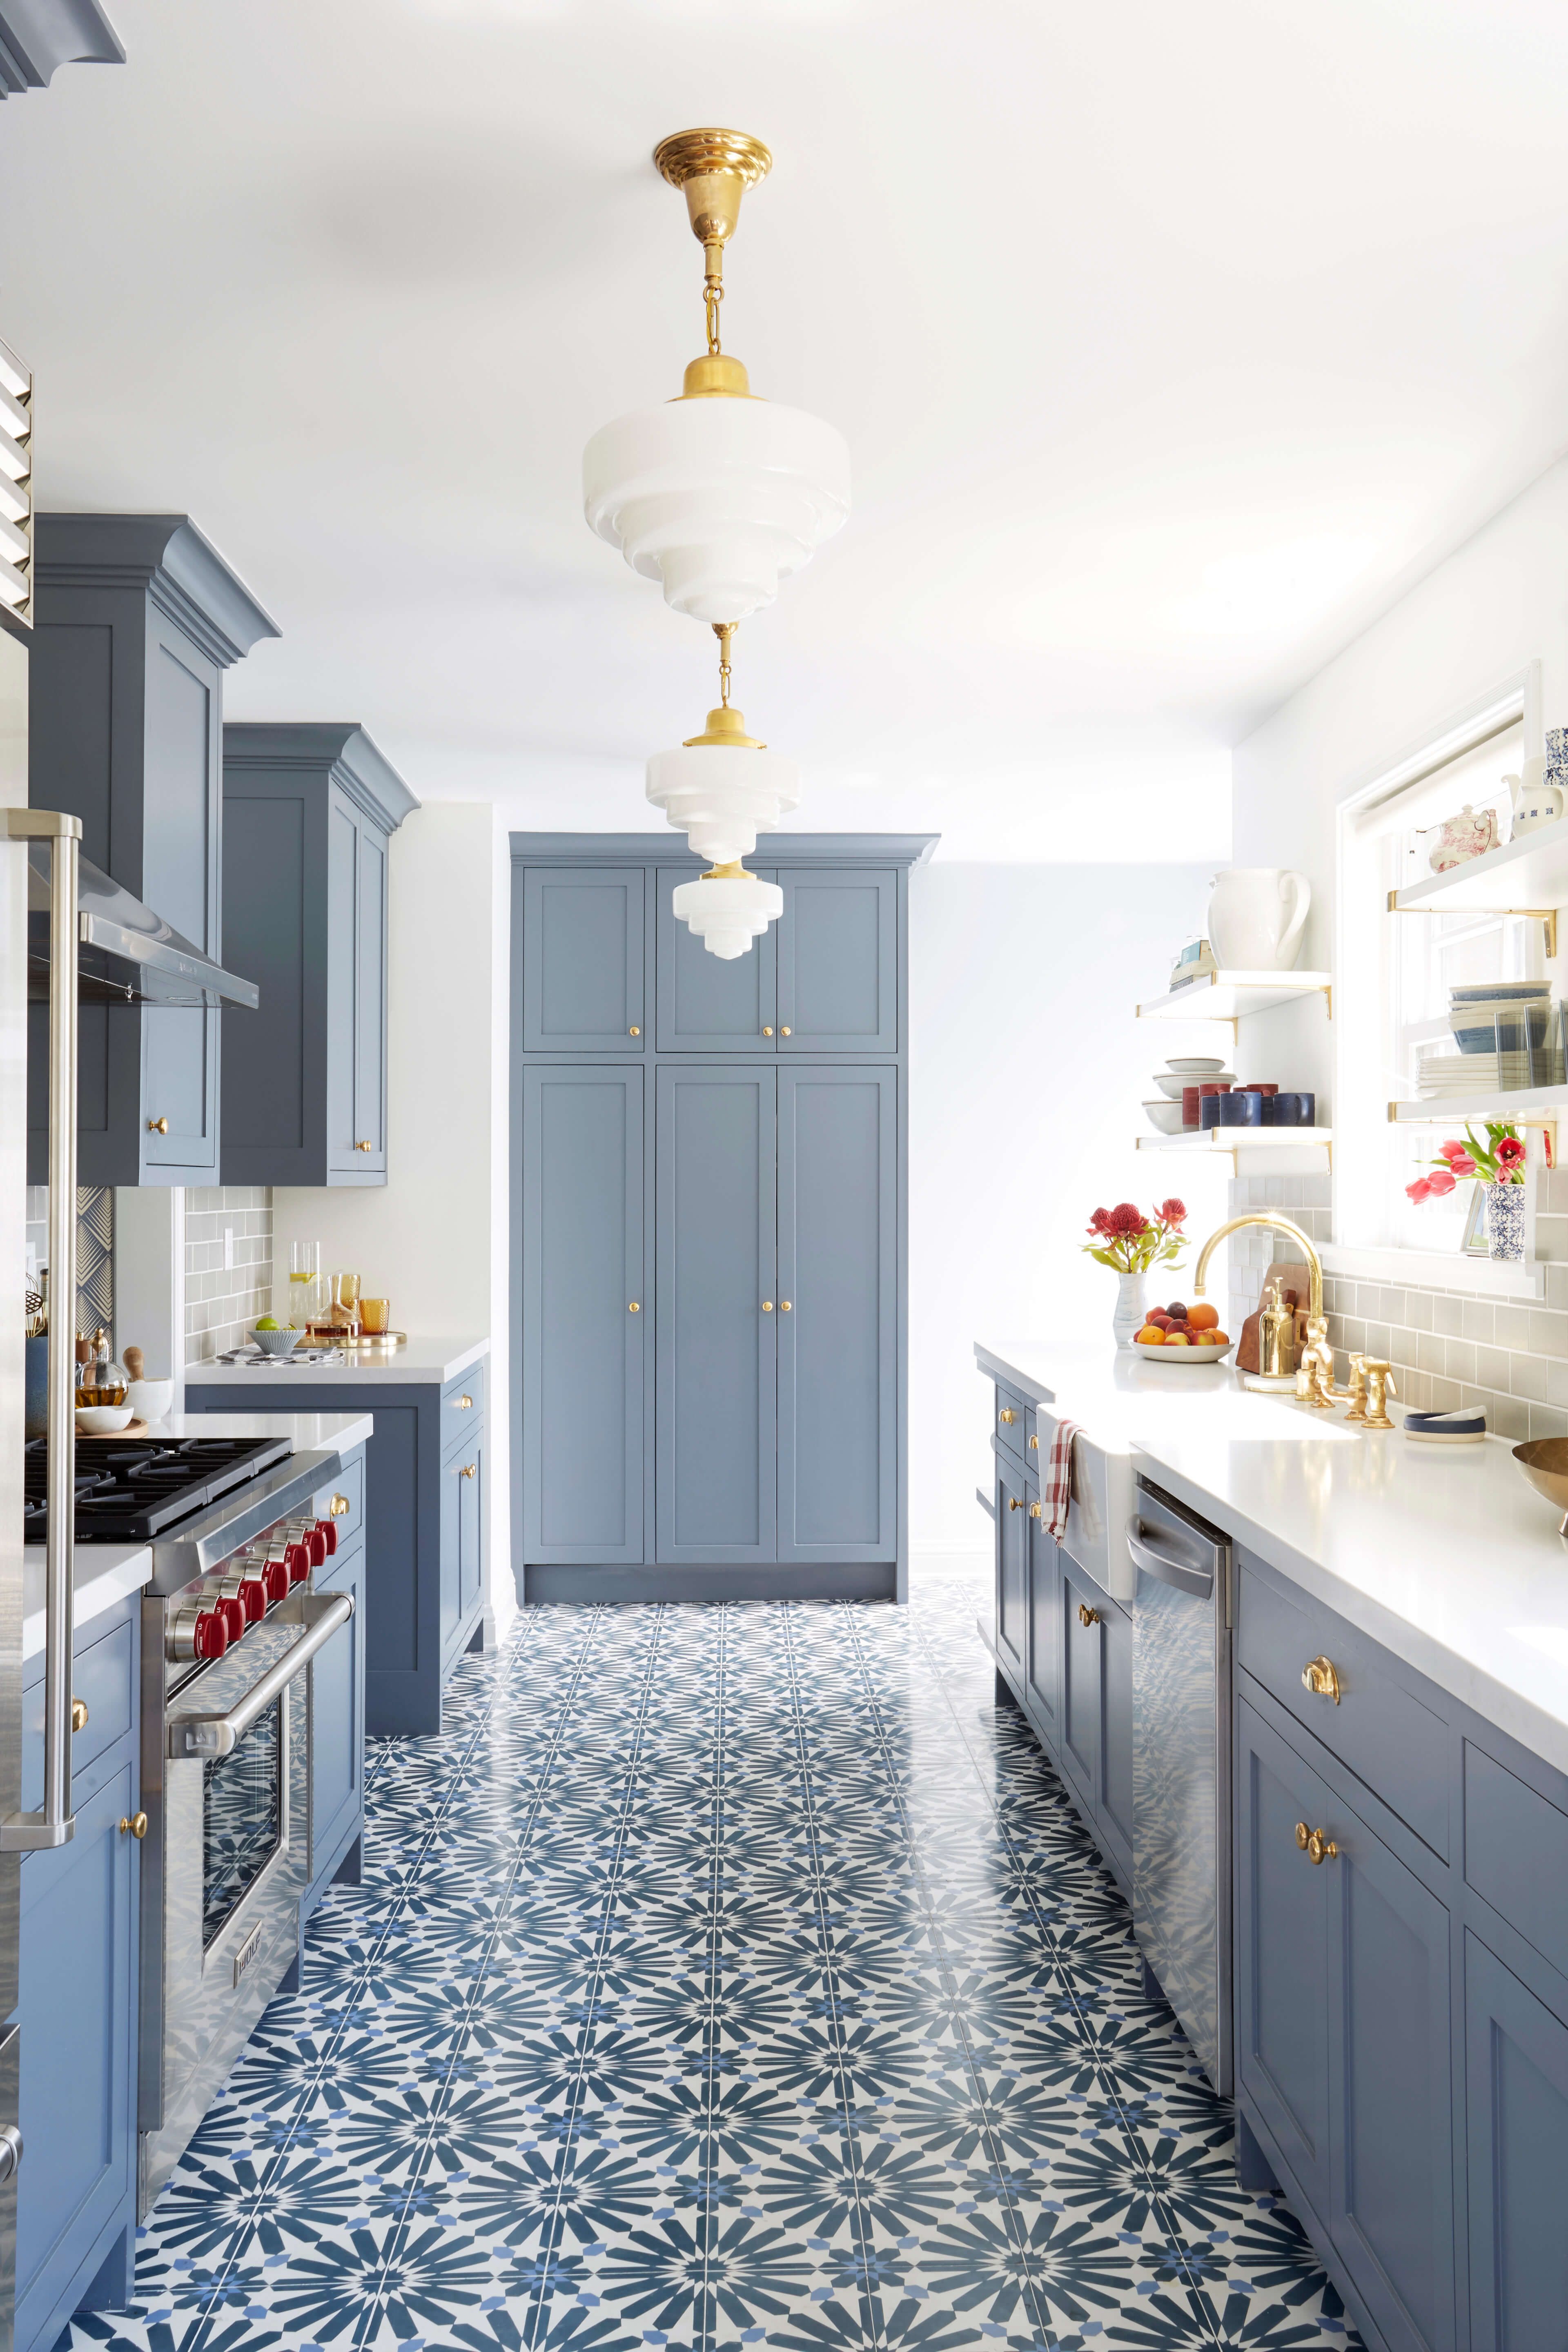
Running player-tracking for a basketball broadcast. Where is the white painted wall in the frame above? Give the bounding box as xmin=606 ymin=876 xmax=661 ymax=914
xmin=1232 ymin=449 xmax=1568 ymax=1104
xmin=906 ymin=860 xmax=1227 ymax=1553
xmin=272 ymin=802 xmax=514 ymax=1638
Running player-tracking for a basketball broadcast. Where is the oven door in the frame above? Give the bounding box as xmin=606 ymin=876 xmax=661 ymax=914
xmin=140 ymin=1589 xmax=351 ymax=2216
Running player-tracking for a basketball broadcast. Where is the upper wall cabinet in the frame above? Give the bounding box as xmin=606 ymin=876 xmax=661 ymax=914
xmin=0 ymin=2 xmax=124 ymax=100
xmin=220 ymin=724 xmax=419 ymax=1186
xmin=521 ymin=866 xmax=646 ymax=1052
xmin=27 ymin=513 xmax=280 ymax=1186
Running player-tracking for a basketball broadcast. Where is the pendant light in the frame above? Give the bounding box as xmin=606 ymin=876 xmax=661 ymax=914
xmin=646 ymin=622 xmax=799 ymax=863
xmin=582 ymin=130 xmax=851 ymax=625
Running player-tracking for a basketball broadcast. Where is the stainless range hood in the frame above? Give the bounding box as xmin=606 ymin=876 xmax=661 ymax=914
xmin=10 ymin=821 xmax=260 ymax=1010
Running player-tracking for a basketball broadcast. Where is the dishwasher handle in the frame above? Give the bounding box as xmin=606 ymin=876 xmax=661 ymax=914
xmin=1128 ymin=1518 xmax=1216 ymax=1600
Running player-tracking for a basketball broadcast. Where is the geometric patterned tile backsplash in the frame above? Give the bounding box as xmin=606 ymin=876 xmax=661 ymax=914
xmin=24 ymin=1183 xmax=113 ymax=1345
xmin=1227 ymin=1169 xmax=1568 ymax=1443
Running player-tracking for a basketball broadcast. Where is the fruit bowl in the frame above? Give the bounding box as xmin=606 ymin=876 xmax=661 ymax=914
xmin=1133 ymin=1336 xmax=1233 ymax=1364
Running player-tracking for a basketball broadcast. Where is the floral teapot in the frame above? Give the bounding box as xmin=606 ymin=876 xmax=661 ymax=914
xmin=1427 ymin=803 xmax=1499 ymax=873
xmin=1508 ymin=765 xmax=1565 ymax=840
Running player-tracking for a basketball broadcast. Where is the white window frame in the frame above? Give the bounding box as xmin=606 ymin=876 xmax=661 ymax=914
xmin=1328 ymin=664 xmax=1552 ymax=1300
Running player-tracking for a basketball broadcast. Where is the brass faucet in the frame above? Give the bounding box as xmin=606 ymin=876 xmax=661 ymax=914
xmin=1191 ymin=1212 xmax=1338 ymax=1409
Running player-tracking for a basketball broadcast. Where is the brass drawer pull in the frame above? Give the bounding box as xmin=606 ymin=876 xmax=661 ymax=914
xmin=628 ymin=1303 xmax=640 ymax=1314
xmin=1295 ymin=1821 xmax=1338 ymax=1865
xmin=120 ymin=1811 xmax=147 ymax=1840
xmin=1302 ymin=1655 xmax=1343 ymax=1704
xmin=762 ymin=1026 xmax=773 ymax=1037
xmin=147 ymin=1116 xmax=168 ymax=1134
xmin=71 ymin=1697 xmax=88 ymax=1733
xmin=998 ymin=1408 xmax=1016 ymax=1425
xmin=356 ymin=1139 xmax=373 ymax=1151
xmin=460 ymin=1462 xmax=477 ymax=1480
xmin=1078 ymin=1603 xmax=1100 ymax=1628
xmin=629 ymin=1026 xmax=640 ymax=1037
xmin=1007 ymin=1496 xmax=1023 ymax=1511
xmin=762 ymin=1300 xmax=773 ymax=1312
xmin=780 ymin=1025 xmax=791 ymax=1036
xmin=456 ymin=1394 xmax=474 ymax=1408
xmin=1029 ymin=1434 xmax=1038 ymax=1450
xmin=1029 ymin=1502 xmax=1042 ymax=1520
xmin=780 ymin=1300 xmax=791 ymax=1312
xmin=330 ymin=1493 xmax=351 ymax=1517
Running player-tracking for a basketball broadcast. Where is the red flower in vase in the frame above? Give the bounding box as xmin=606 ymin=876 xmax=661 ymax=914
xmin=1155 ymin=1198 xmax=1187 ymax=1227
xmin=1495 ymin=1137 xmax=1526 ymax=1174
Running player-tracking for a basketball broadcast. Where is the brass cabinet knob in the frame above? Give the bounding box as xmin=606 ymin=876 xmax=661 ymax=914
xmin=1301 ymin=1655 xmax=1343 ymax=1705
xmin=71 ymin=1697 xmax=88 ymax=1733
xmin=998 ymin=1408 xmax=1016 ymax=1425
xmin=1008 ymin=1496 xmax=1023 ymax=1511
xmin=356 ymin=1139 xmax=373 ymax=1151
xmin=1029 ymin=1434 xmax=1038 ymax=1450
xmin=628 ymin=1302 xmax=640 ymax=1314
xmin=120 ymin=1812 xmax=148 ymax=1840
xmin=762 ymin=1300 xmax=773 ymax=1312
xmin=1295 ymin=1820 xmax=1338 ymax=1864
xmin=456 ymin=1395 xmax=473 ymax=1409
xmin=1078 ymin=1602 xmax=1100 ymax=1628
xmin=780 ymin=1300 xmax=791 ymax=1312
xmin=780 ymin=1026 xmax=791 ymax=1036
xmin=629 ymin=1026 xmax=641 ymax=1037
xmin=460 ymin=1462 xmax=477 ymax=1479
xmin=330 ymin=1493 xmax=350 ymax=1517
xmin=762 ymin=1026 xmax=773 ymax=1037
xmin=147 ymin=1116 xmax=168 ymax=1134
xmin=1029 ymin=1502 xmax=1042 ymax=1519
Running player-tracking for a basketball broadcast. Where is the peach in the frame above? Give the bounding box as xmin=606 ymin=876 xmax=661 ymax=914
xmin=1134 ymin=1327 xmax=1166 ymax=1345
xmin=1188 ymin=1303 xmax=1219 ymax=1331
xmin=1163 ymin=1329 xmax=1190 ymax=1346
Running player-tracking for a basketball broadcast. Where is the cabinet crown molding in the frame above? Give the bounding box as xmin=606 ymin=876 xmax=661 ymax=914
xmin=222 ymin=721 xmax=420 ymax=833
xmin=0 ymin=0 xmax=122 ymax=96
xmin=510 ymin=830 xmax=939 ymax=870
xmin=35 ymin=512 xmax=281 ymax=667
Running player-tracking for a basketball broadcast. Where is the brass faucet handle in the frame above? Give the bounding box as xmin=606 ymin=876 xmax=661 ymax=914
xmin=1361 ymin=1359 xmax=1396 ymax=1430
xmin=1342 ymin=1353 xmax=1369 ymax=1422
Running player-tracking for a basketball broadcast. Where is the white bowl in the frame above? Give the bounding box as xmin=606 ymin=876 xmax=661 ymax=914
xmin=1165 ymin=1056 xmax=1227 ymax=1074
xmin=125 ymin=1378 xmax=174 ymax=1423
xmin=1152 ymin=1070 xmax=1233 ymax=1099
xmin=1132 ymin=1336 xmax=1233 ymax=1364
xmin=1143 ymin=1100 xmax=1189 ymax=1135
xmin=76 ymin=1404 xmax=134 ymax=1434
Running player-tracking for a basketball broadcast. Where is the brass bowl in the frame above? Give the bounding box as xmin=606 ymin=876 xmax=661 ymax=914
xmin=1512 ymin=1438 xmax=1568 ymax=1534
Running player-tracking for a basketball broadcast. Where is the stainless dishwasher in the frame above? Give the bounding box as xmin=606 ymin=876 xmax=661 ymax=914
xmin=1129 ymin=1475 xmax=1233 ymax=2097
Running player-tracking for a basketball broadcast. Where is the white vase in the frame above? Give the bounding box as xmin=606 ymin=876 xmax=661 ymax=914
xmin=1206 ymin=868 xmax=1311 ymax=971
xmin=1113 ymin=1270 xmax=1148 ymax=1350
xmin=1486 ymin=1180 xmax=1526 ymax=1264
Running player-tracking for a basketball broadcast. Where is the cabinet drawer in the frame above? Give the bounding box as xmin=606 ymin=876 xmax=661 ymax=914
xmin=1464 ymin=1743 xmax=1568 ymax=1980
xmin=1237 ymin=1559 xmax=1449 ymax=1859
xmin=442 ymin=1364 xmax=486 ymax=1455
xmin=994 ymin=1385 xmax=1026 ymax=1467
xmin=23 ymin=1612 xmax=135 ymax=1813
xmin=313 ymin=1451 xmax=365 ymax=1554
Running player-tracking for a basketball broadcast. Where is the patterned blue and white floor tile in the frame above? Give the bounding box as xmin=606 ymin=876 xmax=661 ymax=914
xmin=67 ymin=1562 xmax=1362 ymax=2352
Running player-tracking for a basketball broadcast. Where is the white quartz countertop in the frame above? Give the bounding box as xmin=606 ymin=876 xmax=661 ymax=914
xmin=184 ymin=1336 xmax=488 ymax=1387
xmin=978 ymin=1338 xmax=1568 ymax=1777
xmin=22 ymin=1410 xmax=375 ymax=1664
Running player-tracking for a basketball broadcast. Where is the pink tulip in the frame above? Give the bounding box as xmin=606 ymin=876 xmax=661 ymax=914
xmin=1426 ymin=1168 xmax=1457 ymax=1196
xmin=1447 ymin=1154 xmax=1477 ymax=1178
xmin=1437 ymin=1140 xmax=1468 ymax=1164
xmin=1406 ymin=1177 xmax=1433 ymax=1203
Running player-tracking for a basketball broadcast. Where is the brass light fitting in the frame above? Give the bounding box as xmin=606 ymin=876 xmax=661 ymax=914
xmin=683 ymin=622 xmax=767 ymax=749
xmin=653 ymin=127 xmax=772 ymax=400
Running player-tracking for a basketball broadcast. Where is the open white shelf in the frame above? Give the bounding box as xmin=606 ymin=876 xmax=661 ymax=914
xmin=1387 ymin=1086 xmax=1567 ymax=1127
xmin=1136 ymin=970 xmax=1332 ymax=1023
xmin=1391 ymin=828 xmax=1568 ymax=916
xmin=1137 ymin=1127 xmax=1333 ymax=1155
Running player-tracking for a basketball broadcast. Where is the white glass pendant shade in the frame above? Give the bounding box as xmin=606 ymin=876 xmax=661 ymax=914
xmin=646 ymin=742 xmax=800 ymax=865
xmin=583 ymin=396 xmax=850 ymax=624
xmin=671 ymin=868 xmax=784 ymax=960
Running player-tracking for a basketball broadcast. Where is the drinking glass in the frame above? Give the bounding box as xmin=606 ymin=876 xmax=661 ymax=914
xmin=328 ymin=1273 xmax=361 ymax=1338
xmin=288 ymin=1241 xmax=325 ymax=1332
xmin=360 ymin=1296 xmax=391 ymax=1335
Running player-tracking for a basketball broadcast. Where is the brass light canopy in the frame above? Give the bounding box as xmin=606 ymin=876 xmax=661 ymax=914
xmin=653 ymin=127 xmax=773 ymax=401
xmin=683 ymin=621 xmax=766 ymax=749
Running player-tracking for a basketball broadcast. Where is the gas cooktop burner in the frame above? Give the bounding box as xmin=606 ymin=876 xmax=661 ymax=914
xmin=22 ymin=1434 xmax=293 ymax=1544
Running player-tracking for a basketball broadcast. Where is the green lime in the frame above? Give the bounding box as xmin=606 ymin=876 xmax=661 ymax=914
xmin=254 ymin=1316 xmax=280 ymax=1331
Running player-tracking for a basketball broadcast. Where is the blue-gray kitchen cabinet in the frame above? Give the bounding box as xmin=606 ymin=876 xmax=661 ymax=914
xmin=993 ymin=1453 xmax=1027 ymax=1684
xmin=220 ymin=724 xmax=419 ymax=1186
xmin=17 ymin=1595 xmax=140 ymax=2352
xmin=656 ymin=867 xmax=778 ymax=1051
xmin=187 ymin=1374 xmax=488 ymax=1736
xmin=655 ymin=1064 xmax=777 ymax=1568
xmin=520 ymin=1065 xmax=645 ymax=1566
xmin=1464 ymin=1934 xmax=1568 ymax=2351
xmin=26 ymin=513 xmax=279 ymax=1185
xmin=777 ymin=868 xmax=898 ymax=1052
xmin=1023 ymin=1501 xmax=1060 ymax=1741
xmin=303 ymin=1528 xmax=366 ymax=1931
xmin=521 ymin=864 xmax=646 ymax=1051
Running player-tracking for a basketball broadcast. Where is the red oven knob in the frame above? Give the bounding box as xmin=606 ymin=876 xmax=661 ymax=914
xmin=284 ymin=1541 xmax=310 ymax=1587
xmin=305 ymin=1524 xmax=327 ymax=1567
xmin=262 ymin=1555 xmax=290 ymax=1605
xmin=314 ymin=1517 xmax=337 ymax=1559
xmin=236 ymin=1572 xmax=267 ymax=1622
xmin=211 ymin=1594 xmax=246 ymax=1645
xmin=194 ymin=1609 xmax=229 ymax=1658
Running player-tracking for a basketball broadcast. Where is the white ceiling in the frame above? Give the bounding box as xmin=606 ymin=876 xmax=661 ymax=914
xmin=4 ymin=0 xmax=1568 ymax=857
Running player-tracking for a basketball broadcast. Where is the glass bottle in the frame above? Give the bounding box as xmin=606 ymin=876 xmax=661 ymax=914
xmin=78 ymin=1326 xmax=127 ymax=1407
xmin=290 ymin=1241 xmax=327 ymax=1336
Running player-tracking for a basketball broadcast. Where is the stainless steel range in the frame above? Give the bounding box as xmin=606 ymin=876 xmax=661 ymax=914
xmin=132 ymin=1451 xmax=354 ymax=2214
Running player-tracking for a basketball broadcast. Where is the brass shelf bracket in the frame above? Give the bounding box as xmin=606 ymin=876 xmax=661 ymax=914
xmin=1387 ymin=891 xmax=1558 ymax=963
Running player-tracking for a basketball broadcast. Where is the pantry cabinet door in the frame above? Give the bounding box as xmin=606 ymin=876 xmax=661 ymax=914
xmin=522 ymin=865 xmax=646 ymax=1052
xmin=994 ymin=1456 xmax=1027 ymax=1682
xmin=1465 ymin=1933 xmax=1568 ymax=2352
xmin=776 ymin=1066 xmax=896 ymax=1563
xmin=1024 ymin=1508 xmax=1060 ymax=1740
xmin=777 ymin=869 xmax=897 ymax=1053
xmin=1236 ymin=1695 xmax=1333 ymax=2219
xmin=656 ymin=867 xmax=778 ymax=1051
xmin=655 ymin=1066 xmax=777 ymax=1565
xmin=1058 ymin=1554 xmax=1103 ymax=1809
xmin=522 ymin=1065 xmax=645 ymax=1564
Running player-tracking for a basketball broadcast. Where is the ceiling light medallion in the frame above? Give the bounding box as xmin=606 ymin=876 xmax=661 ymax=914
xmin=584 ymin=130 xmax=849 ymax=958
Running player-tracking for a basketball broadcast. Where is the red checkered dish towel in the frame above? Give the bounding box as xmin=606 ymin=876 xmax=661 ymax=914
xmin=1043 ymin=1417 xmax=1082 ymax=1540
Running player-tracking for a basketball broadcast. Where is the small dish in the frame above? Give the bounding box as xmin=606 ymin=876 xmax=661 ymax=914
xmin=1132 ymin=1336 xmax=1232 ymax=1364
xmin=1165 ymin=1057 xmax=1227 ymax=1074
xmin=1152 ymin=1070 xmax=1233 ymax=1100
xmin=76 ymin=1404 xmax=134 ymax=1434
xmin=1143 ymin=1100 xmax=1188 ymax=1135
xmin=251 ymin=1326 xmax=303 ymax=1358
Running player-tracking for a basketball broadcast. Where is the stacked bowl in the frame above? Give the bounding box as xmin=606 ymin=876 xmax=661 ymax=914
xmin=1144 ymin=1056 xmax=1231 ymax=1135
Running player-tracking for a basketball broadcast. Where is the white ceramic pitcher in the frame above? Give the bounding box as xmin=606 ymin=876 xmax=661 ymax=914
xmin=1206 ymin=868 xmax=1311 ymax=972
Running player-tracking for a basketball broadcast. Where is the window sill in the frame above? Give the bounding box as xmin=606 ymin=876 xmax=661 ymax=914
xmin=1320 ymin=1243 xmax=1546 ymax=1300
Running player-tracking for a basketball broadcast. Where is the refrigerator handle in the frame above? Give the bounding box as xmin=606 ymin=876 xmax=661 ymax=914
xmin=4 ymin=809 xmax=80 ymax=1852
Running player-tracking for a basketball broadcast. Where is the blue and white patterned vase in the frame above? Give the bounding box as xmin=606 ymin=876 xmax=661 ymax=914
xmin=1486 ymin=1179 xmax=1526 ymax=1263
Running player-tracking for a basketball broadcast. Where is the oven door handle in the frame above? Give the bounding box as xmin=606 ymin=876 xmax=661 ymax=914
xmin=166 ymin=1591 xmax=354 ymax=1760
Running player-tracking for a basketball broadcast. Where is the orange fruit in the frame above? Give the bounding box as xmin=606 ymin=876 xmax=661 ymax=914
xmin=1210 ymin=1330 xmax=1229 ymax=1346
xmin=1188 ymin=1303 xmax=1219 ymax=1331
xmin=1134 ymin=1326 xmax=1165 ymax=1345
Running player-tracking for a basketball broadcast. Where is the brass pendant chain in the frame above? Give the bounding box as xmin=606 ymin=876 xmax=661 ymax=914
xmin=704 ymin=239 xmax=724 ymax=354
xmin=714 ymin=621 xmax=736 ymax=706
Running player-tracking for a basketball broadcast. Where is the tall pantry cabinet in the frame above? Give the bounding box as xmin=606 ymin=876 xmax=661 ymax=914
xmin=513 ymin=834 xmax=934 ymax=1605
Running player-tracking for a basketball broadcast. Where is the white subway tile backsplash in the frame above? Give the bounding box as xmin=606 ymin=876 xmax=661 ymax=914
xmin=183 ymin=1185 xmax=273 ymax=1363
xmin=1512 ymin=1353 xmax=1549 ymax=1402
xmin=1531 ymin=1403 xmax=1568 ymax=1440
xmin=1446 ymin=1339 xmax=1477 ymax=1385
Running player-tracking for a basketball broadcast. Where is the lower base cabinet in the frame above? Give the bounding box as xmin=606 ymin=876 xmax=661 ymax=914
xmin=304 ymin=1528 xmax=367 ymax=1931
xmin=17 ymin=1604 xmax=140 ymax=2352
xmin=1464 ymin=1933 xmax=1568 ymax=2352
